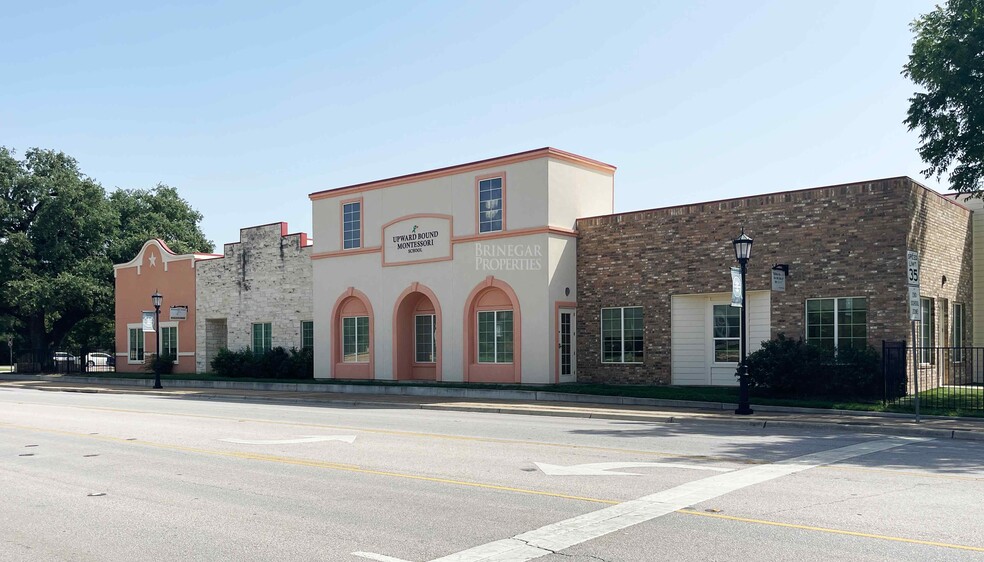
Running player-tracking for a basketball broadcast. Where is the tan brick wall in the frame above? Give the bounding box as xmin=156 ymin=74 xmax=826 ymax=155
xmin=575 ymin=177 xmax=972 ymax=385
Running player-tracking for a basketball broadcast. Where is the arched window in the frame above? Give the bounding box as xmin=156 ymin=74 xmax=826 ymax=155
xmin=463 ymin=277 xmax=521 ymax=383
xmin=331 ymin=288 xmax=374 ymax=379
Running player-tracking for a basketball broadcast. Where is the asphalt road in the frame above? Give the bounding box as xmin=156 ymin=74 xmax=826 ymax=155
xmin=1 ymin=388 xmax=982 ymax=561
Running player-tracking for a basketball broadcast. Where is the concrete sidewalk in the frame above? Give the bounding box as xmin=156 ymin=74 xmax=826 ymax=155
xmin=2 ymin=375 xmax=983 ymax=441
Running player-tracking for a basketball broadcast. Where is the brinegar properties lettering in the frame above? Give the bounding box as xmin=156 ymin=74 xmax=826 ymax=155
xmin=392 ymin=230 xmax=439 ymax=253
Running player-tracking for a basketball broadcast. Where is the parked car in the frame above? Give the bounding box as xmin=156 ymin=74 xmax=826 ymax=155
xmin=52 ymin=352 xmax=78 ymax=364
xmin=86 ymin=352 xmax=115 ymax=367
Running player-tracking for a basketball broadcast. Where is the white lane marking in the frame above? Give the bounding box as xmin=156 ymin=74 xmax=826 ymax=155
xmin=352 ymin=553 xmax=413 ymax=562
xmin=355 ymin=437 xmax=928 ymax=562
xmin=534 ymin=461 xmax=732 ymax=476
xmin=219 ymin=435 xmax=356 ymax=445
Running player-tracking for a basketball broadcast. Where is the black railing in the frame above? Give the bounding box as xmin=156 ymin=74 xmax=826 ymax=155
xmin=883 ymin=341 xmax=984 ymax=413
xmin=8 ymin=349 xmax=117 ymax=375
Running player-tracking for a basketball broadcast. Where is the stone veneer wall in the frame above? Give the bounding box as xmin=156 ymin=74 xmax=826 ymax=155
xmin=195 ymin=223 xmax=313 ymax=372
xmin=575 ymin=177 xmax=972 ymax=385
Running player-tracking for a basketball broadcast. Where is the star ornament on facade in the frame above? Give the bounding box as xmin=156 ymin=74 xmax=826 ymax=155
xmin=148 ymin=253 xmax=157 ymax=267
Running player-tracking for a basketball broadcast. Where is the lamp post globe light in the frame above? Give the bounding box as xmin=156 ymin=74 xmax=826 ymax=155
xmin=732 ymin=230 xmax=753 ymax=415
xmin=152 ymin=290 xmax=163 ymax=389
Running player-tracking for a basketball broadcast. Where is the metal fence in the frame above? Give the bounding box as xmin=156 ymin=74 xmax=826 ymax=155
xmin=883 ymin=340 xmax=984 ymax=413
xmin=5 ymin=349 xmax=117 ymax=375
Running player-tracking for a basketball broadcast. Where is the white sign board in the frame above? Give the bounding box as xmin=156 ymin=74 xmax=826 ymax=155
xmin=382 ymin=215 xmax=452 ymax=266
xmin=907 ymin=250 xmax=920 ymax=321
xmin=730 ymin=267 xmax=742 ymax=307
xmin=169 ymin=305 xmax=188 ymax=320
xmin=142 ymin=311 xmax=156 ymax=332
xmin=771 ymin=268 xmax=786 ymax=292
xmin=908 ymin=285 xmax=921 ymax=321
xmin=906 ymin=250 xmax=920 ymax=287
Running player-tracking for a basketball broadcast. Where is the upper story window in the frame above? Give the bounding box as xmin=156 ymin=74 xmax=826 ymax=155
xmin=478 ymin=177 xmax=503 ymax=233
xmin=343 ymin=201 xmax=361 ymax=249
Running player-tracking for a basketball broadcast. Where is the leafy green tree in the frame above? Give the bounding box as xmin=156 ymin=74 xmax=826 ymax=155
xmin=108 ymin=184 xmax=213 ymax=265
xmin=0 ymin=147 xmax=213 ymax=357
xmin=904 ymin=0 xmax=984 ymax=194
xmin=0 ymin=147 xmax=117 ymax=356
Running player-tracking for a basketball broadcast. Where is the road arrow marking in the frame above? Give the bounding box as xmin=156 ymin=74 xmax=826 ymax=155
xmin=352 ymin=552 xmax=413 ymax=562
xmin=534 ymin=461 xmax=732 ymax=476
xmin=219 ymin=435 xmax=356 ymax=445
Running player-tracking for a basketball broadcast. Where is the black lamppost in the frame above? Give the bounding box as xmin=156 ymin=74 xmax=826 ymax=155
xmin=733 ymin=230 xmax=754 ymax=415
xmin=152 ymin=290 xmax=163 ymax=389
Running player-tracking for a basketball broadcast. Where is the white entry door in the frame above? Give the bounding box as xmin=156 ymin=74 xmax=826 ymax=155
xmin=559 ymin=308 xmax=576 ymax=382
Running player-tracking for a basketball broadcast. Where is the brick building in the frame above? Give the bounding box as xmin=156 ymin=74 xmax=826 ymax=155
xmin=575 ymin=177 xmax=973 ymax=386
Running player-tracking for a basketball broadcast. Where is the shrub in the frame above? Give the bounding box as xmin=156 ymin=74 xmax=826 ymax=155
xmin=145 ymin=353 xmax=176 ymax=375
xmin=210 ymin=346 xmax=313 ymax=379
xmin=211 ymin=347 xmax=257 ymax=378
xmin=744 ymin=333 xmax=881 ymax=399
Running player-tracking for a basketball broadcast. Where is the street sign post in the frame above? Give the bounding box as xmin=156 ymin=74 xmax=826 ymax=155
xmin=907 ymin=250 xmax=920 ymax=422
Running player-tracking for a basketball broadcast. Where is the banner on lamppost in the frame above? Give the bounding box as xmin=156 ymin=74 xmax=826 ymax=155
xmin=142 ymin=311 xmax=156 ymax=332
xmin=730 ymin=267 xmax=742 ymax=307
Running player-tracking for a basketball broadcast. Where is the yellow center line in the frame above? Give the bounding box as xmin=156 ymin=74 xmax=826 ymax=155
xmin=678 ymin=509 xmax=984 ymax=552
xmin=7 ymin=400 xmax=983 ymax=482
xmin=0 ymin=421 xmax=617 ymax=506
xmin=3 ymin=420 xmax=981 ymax=553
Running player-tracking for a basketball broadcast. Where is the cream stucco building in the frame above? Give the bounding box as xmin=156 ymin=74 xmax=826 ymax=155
xmin=309 ymin=148 xmax=615 ymax=383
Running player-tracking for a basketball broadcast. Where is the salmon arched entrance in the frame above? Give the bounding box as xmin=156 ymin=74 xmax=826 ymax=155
xmin=392 ymin=283 xmax=442 ymax=381
xmin=330 ymin=287 xmax=375 ymax=379
xmin=462 ymin=276 xmax=522 ymax=383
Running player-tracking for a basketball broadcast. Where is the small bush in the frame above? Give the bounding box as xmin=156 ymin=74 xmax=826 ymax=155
xmin=744 ymin=333 xmax=881 ymax=399
xmin=210 ymin=346 xmax=313 ymax=379
xmin=211 ymin=347 xmax=257 ymax=378
xmin=145 ymin=353 xmax=176 ymax=375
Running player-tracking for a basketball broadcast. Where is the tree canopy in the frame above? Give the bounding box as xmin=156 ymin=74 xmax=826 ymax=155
xmin=904 ymin=0 xmax=984 ymax=195
xmin=0 ymin=147 xmax=212 ymax=357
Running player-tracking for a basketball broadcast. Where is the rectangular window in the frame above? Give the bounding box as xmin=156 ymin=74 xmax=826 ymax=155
xmin=953 ymin=303 xmax=965 ymax=362
xmin=343 ymin=201 xmax=361 ymax=249
xmin=415 ymin=314 xmax=436 ymax=363
xmin=342 ymin=316 xmax=370 ymax=363
xmin=128 ymin=327 xmax=145 ymax=362
xmin=921 ymin=297 xmax=934 ymax=364
xmin=712 ymin=305 xmax=740 ymax=363
xmin=477 ymin=310 xmax=513 ymax=363
xmin=252 ymin=322 xmax=272 ymax=356
xmin=300 ymin=321 xmax=314 ymax=351
xmin=478 ymin=177 xmax=503 ymax=233
xmin=601 ymin=307 xmax=644 ymax=363
xmin=160 ymin=325 xmax=178 ymax=359
xmin=806 ymin=297 xmax=867 ymax=352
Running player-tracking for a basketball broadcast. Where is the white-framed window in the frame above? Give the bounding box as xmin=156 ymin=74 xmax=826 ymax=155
xmin=805 ymin=297 xmax=867 ymax=352
xmin=712 ymin=304 xmax=740 ymax=363
xmin=127 ymin=324 xmax=145 ymax=363
xmin=601 ymin=307 xmax=643 ymax=363
xmin=342 ymin=316 xmax=370 ymax=363
xmin=343 ymin=201 xmax=361 ymax=249
xmin=478 ymin=177 xmax=503 ymax=233
xmin=160 ymin=322 xmax=178 ymax=362
xmin=252 ymin=322 xmax=272 ymax=356
xmin=300 ymin=320 xmax=314 ymax=351
xmin=953 ymin=303 xmax=965 ymax=362
xmin=415 ymin=314 xmax=436 ymax=363
xmin=920 ymin=297 xmax=934 ymax=364
xmin=477 ymin=310 xmax=513 ymax=363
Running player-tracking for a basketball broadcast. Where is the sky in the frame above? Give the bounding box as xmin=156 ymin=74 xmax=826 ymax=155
xmin=1 ymin=0 xmax=942 ymax=251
